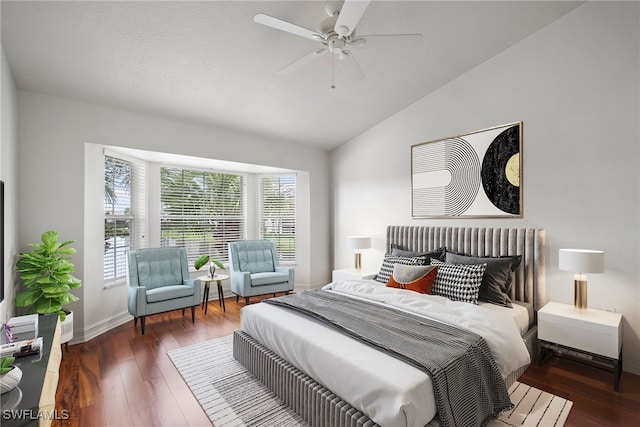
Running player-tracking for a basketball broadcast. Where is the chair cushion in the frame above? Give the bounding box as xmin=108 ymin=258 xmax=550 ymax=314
xmin=146 ymin=285 xmax=194 ymax=303
xmin=238 ymin=247 xmax=275 ymax=274
xmin=250 ymin=272 xmax=289 ymax=287
xmin=136 ymin=248 xmax=185 ymax=289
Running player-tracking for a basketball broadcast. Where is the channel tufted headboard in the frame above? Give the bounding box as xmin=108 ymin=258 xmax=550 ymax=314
xmin=386 ymin=226 xmax=546 ymax=311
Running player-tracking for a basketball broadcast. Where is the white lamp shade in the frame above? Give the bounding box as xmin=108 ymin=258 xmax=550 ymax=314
xmin=347 ymin=235 xmax=371 ymax=250
xmin=558 ymin=248 xmax=604 ymax=273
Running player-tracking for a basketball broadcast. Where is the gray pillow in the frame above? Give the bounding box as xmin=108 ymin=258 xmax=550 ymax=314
xmin=375 ymin=255 xmax=427 ymax=284
xmin=444 ymin=252 xmax=521 ymax=308
xmin=390 ymin=246 xmax=445 ymax=261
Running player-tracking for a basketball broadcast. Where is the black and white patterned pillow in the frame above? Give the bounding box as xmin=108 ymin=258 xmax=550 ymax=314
xmin=430 ymin=259 xmax=486 ymax=304
xmin=374 ymin=255 xmax=428 ymax=284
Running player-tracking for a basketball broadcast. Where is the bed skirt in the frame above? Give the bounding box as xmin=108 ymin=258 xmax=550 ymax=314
xmin=233 ymin=330 xmax=378 ymax=427
xmin=233 ymin=326 xmax=537 ymax=427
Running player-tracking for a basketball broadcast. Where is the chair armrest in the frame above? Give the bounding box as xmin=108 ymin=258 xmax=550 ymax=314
xmin=183 ymin=279 xmax=201 ymax=302
xmin=229 ymin=271 xmax=252 ymax=296
xmin=275 ymin=267 xmax=295 ymax=290
xmin=128 ymin=286 xmax=147 ymax=317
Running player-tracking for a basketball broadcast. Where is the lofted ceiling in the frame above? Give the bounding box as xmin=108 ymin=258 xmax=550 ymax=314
xmin=1 ymin=1 xmax=582 ymax=151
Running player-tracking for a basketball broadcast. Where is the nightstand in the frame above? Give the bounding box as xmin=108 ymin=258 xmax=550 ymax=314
xmin=332 ymin=268 xmax=377 ymax=282
xmin=538 ymin=301 xmax=622 ymax=391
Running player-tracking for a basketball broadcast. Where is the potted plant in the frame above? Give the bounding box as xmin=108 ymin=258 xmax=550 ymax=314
xmin=194 ymin=255 xmax=224 ymax=277
xmin=15 ymin=231 xmax=82 ymax=344
xmin=0 ymin=356 xmax=22 ymax=394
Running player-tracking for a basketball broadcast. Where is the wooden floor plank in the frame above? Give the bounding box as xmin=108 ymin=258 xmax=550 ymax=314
xmin=77 ymin=350 xmax=102 ymax=408
xmin=77 ymin=402 xmax=105 ymax=427
xmin=101 ymin=375 xmax=134 ymax=426
xmin=53 ymin=296 xmax=640 ymax=427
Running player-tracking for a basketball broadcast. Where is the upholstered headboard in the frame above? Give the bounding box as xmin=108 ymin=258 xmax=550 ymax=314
xmin=386 ymin=226 xmax=546 ymax=311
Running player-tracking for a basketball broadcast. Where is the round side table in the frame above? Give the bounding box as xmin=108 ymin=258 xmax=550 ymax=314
xmin=197 ymin=274 xmax=229 ymax=313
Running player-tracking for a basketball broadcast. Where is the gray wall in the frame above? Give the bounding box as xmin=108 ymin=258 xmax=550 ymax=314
xmin=15 ymin=91 xmax=331 ymax=341
xmin=0 ymin=48 xmax=18 ymax=323
xmin=331 ymin=2 xmax=640 ymax=373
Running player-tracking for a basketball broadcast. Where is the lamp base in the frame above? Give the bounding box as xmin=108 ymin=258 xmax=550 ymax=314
xmin=354 ymin=252 xmax=362 ymax=270
xmin=574 ymin=276 xmax=588 ymax=311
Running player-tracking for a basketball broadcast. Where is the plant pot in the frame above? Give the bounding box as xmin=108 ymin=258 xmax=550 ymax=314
xmin=0 ymin=366 xmax=22 ymax=394
xmin=60 ymin=310 xmax=73 ymax=345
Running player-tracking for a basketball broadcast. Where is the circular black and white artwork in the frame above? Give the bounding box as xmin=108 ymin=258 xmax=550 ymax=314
xmin=411 ymin=122 xmax=521 ymax=218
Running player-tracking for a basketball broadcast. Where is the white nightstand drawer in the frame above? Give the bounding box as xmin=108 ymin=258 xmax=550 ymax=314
xmin=538 ymin=302 xmax=622 ymax=359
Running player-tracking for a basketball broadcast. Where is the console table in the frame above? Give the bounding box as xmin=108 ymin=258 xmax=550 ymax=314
xmin=1 ymin=314 xmax=62 ymax=427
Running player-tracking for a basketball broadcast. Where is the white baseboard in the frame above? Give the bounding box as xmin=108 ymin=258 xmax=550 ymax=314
xmin=70 ymin=311 xmax=132 ymax=344
xmin=624 ymin=358 xmax=640 ymax=376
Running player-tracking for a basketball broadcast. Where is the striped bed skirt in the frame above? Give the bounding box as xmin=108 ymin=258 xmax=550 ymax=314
xmin=233 ymin=327 xmax=537 ymax=427
xmin=233 ymin=330 xmax=377 ymax=427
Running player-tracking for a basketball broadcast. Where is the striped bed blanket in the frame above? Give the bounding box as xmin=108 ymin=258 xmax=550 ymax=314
xmin=265 ymin=290 xmax=512 ymax=427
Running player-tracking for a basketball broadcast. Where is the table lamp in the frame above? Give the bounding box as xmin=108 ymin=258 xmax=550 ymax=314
xmin=558 ymin=248 xmax=604 ymax=311
xmin=347 ymin=236 xmax=371 ymax=270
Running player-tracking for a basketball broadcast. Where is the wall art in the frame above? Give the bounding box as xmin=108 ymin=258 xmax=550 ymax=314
xmin=411 ymin=122 xmax=522 ymax=218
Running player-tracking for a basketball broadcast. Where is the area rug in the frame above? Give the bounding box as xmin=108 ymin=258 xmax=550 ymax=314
xmin=168 ymin=335 xmax=573 ymax=427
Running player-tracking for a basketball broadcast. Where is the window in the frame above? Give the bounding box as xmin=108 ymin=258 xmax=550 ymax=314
xmin=259 ymin=175 xmax=296 ymax=264
xmin=104 ymin=154 xmax=146 ymax=284
xmin=160 ymin=168 xmax=246 ymax=266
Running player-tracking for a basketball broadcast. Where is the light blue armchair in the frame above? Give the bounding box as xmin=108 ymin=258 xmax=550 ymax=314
xmin=228 ymin=240 xmax=294 ymax=305
xmin=126 ymin=247 xmax=201 ymax=334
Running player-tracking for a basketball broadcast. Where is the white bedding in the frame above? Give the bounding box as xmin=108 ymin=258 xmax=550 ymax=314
xmin=479 ymin=300 xmax=531 ymax=336
xmin=240 ymin=280 xmax=531 ymax=427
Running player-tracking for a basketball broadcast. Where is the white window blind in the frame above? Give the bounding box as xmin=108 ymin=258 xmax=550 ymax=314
xmin=160 ymin=168 xmax=246 ymax=267
xmin=259 ymin=174 xmax=296 ymax=264
xmin=104 ymin=154 xmax=147 ymax=285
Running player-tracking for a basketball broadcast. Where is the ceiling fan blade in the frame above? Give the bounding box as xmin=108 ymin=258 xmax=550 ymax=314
xmin=351 ymin=34 xmax=423 ymax=49
xmin=254 ymin=13 xmax=325 ymax=42
xmin=338 ymin=50 xmax=365 ymax=82
xmin=278 ymin=48 xmax=329 ymax=75
xmin=334 ymin=0 xmax=371 ymax=38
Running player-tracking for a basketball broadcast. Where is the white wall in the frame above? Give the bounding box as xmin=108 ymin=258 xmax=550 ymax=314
xmin=0 ymin=48 xmax=18 ymax=323
xmin=331 ymin=2 xmax=640 ymax=374
xmin=17 ymin=91 xmax=331 ymax=341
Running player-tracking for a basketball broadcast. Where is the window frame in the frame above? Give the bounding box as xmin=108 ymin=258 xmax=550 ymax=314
xmin=103 ymin=154 xmax=136 ymax=287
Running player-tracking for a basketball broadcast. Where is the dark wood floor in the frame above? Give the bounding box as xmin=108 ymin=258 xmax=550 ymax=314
xmin=54 ymin=296 xmax=640 ymax=427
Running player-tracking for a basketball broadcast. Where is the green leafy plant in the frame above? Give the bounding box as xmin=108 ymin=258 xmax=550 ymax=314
xmin=194 ymin=255 xmax=223 ymax=272
xmin=15 ymin=231 xmax=82 ymax=321
xmin=0 ymin=357 xmax=15 ymax=375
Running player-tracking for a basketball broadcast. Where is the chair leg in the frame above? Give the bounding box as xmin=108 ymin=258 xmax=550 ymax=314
xmin=182 ymin=308 xmax=185 ymax=316
xmin=141 ymin=316 xmax=146 ymax=335
xmin=191 ymin=306 xmax=195 ymax=323
xmin=245 ymin=297 xmax=250 ymax=305
xmin=236 ymin=294 xmax=239 ymax=303
xmin=134 ymin=317 xmax=138 ymax=327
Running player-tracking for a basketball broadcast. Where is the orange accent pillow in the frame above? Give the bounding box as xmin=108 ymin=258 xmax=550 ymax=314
xmin=386 ymin=264 xmax=439 ymax=294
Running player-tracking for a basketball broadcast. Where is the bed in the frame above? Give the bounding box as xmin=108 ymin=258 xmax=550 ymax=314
xmin=233 ymin=226 xmax=546 ymax=427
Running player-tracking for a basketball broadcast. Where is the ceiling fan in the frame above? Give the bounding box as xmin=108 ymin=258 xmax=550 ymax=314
xmin=254 ymin=0 xmax=422 ymax=88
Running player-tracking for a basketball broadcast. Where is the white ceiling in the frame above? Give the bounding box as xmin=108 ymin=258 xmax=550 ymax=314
xmin=1 ymin=1 xmax=582 ymax=151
